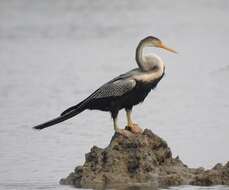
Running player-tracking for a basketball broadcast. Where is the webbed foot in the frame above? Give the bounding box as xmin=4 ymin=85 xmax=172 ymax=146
xmin=126 ymin=123 xmax=143 ymax=134
xmin=115 ymin=128 xmax=135 ymax=138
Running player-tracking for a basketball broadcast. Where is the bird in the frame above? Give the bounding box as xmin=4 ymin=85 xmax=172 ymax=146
xmin=33 ymin=36 xmax=177 ymax=137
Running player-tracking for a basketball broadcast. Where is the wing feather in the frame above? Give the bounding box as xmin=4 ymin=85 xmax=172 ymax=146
xmin=60 ymin=78 xmax=136 ymax=116
xmin=91 ymin=79 xmax=136 ymax=99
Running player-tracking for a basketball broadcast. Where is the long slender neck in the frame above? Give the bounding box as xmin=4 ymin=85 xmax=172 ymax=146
xmin=135 ymin=40 xmax=146 ymax=70
xmin=135 ymin=40 xmax=164 ymax=72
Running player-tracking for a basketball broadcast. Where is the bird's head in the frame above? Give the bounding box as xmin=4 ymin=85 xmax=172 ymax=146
xmin=143 ymin=36 xmax=177 ymax=53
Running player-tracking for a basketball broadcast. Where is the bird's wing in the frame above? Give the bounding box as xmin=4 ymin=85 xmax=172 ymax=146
xmin=60 ymin=78 xmax=136 ymax=116
xmin=108 ymin=68 xmax=139 ymax=83
xmin=88 ymin=68 xmax=139 ymax=99
xmin=90 ymin=78 xmax=136 ymax=99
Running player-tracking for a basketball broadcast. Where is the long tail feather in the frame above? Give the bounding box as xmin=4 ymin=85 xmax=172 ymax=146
xmin=33 ymin=106 xmax=85 ymax=130
xmin=60 ymin=104 xmax=80 ymax=116
xmin=61 ymin=98 xmax=90 ymax=116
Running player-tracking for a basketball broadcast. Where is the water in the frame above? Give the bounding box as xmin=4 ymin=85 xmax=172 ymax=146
xmin=0 ymin=0 xmax=229 ymax=189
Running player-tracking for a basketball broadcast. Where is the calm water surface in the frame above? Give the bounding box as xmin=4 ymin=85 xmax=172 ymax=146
xmin=0 ymin=0 xmax=229 ymax=190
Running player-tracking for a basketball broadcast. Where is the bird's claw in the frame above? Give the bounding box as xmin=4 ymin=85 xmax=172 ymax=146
xmin=126 ymin=123 xmax=143 ymax=134
xmin=116 ymin=128 xmax=135 ymax=138
xmin=115 ymin=124 xmax=143 ymax=138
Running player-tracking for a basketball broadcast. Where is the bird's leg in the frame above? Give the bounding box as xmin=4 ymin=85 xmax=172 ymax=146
xmin=112 ymin=111 xmax=133 ymax=138
xmin=125 ymin=108 xmax=143 ymax=134
xmin=126 ymin=108 xmax=134 ymax=127
xmin=113 ymin=116 xmax=119 ymax=132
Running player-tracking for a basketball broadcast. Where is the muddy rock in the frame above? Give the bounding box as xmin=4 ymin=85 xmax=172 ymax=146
xmin=60 ymin=129 xmax=229 ymax=189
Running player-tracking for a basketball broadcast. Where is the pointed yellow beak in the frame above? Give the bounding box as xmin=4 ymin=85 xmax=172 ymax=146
xmin=159 ymin=43 xmax=177 ymax=54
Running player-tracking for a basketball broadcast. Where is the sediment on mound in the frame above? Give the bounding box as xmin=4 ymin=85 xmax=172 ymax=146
xmin=60 ymin=129 xmax=229 ymax=189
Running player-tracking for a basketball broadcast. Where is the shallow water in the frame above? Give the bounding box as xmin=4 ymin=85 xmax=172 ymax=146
xmin=0 ymin=0 xmax=229 ymax=190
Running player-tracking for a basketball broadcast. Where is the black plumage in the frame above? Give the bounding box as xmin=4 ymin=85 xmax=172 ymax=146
xmin=33 ymin=69 xmax=164 ymax=130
